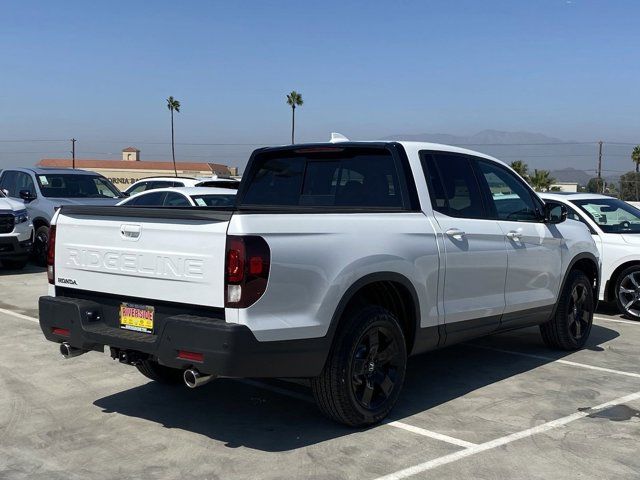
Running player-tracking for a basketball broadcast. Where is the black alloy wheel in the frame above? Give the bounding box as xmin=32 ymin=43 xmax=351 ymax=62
xmin=350 ymin=325 xmax=403 ymax=410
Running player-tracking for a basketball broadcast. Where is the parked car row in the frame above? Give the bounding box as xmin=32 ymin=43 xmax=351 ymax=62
xmin=0 ymin=168 xmax=240 ymax=268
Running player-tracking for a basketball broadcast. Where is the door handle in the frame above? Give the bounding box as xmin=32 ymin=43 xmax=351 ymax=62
xmin=445 ymin=228 xmax=466 ymax=239
xmin=506 ymin=231 xmax=522 ymax=240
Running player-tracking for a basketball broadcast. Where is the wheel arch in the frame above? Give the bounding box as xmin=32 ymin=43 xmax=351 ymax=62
xmin=32 ymin=216 xmax=50 ymax=231
xmin=552 ymin=252 xmax=599 ymax=317
xmin=327 ymin=272 xmax=421 ymax=355
xmin=605 ymin=260 xmax=640 ymax=303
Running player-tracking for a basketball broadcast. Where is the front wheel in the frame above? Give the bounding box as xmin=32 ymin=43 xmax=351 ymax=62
xmin=32 ymin=226 xmax=49 ymax=267
xmin=311 ymin=305 xmax=407 ymax=427
xmin=615 ymin=265 xmax=640 ymax=320
xmin=540 ymin=270 xmax=594 ymax=350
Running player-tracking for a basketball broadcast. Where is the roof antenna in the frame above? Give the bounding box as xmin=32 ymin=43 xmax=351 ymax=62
xmin=330 ymin=132 xmax=350 ymax=143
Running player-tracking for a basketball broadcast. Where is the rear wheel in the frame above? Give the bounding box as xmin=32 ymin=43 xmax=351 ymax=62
xmin=540 ymin=270 xmax=594 ymax=350
xmin=311 ymin=305 xmax=407 ymax=427
xmin=33 ymin=226 xmax=49 ymax=267
xmin=615 ymin=265 xmax=640 ymax=320
xmin=136 ymin=360 xmax=183 ymax=384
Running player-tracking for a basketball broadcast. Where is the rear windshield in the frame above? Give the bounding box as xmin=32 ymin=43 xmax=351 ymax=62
xmin=37 ymin=174 xmax=122 ymax=198
xmin=240 ymin=147 xmax=404 ymax=209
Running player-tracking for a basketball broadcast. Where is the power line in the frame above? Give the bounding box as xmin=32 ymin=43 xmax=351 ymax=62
xmin=0 ymin=139 xmax=68 ymax=143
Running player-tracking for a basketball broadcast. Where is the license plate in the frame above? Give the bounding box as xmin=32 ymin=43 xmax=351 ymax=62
xmin=119 ymin=303 xmax=154 ymax=334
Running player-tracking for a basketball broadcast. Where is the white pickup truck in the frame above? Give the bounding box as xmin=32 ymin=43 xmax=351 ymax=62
xmin=39 ymin=140 xmax=599 ymax=426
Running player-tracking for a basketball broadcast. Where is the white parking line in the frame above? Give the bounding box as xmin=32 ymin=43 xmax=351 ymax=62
xmin=386 ymin=421 xmax=477 ymax=448
xmin=0 ymin=307 xmax=39 ymax=323
xmin=594 ymin=315 xmax=639 ymax=326
xmin=375 ymin=390 xmax=640 ymax=480
xmin=469 ymin=344 xmax=640 ymax=379
xmin=5 ymin=305 xmax=636 ymax=454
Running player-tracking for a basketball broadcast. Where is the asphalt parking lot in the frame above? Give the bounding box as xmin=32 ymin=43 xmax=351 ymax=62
xmin=0 ymin=265 xmax=639 ymax=480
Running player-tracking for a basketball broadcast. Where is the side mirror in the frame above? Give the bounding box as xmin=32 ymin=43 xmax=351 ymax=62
xmin=544 ymin=202 xmax=567 ymax=224
xmin=19 ymin=189 xmax=36 ymax=202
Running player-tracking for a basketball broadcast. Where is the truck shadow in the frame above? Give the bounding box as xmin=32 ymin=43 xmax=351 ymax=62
xmin=93 ymin=324 xmax=620 ymax=452
xmin=0 ymin=263 xmax=46 ymax=276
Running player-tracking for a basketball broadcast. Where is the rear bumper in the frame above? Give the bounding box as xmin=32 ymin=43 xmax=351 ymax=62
xmin=0 ymin=236 xmax=32 ymax=259
xmin=38 ymin=295 xmax=329 ymax=378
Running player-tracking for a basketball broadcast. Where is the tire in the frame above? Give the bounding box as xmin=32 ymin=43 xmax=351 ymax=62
xmin=136 ymin=360 xmax=183 ymax=384
xmin=311 ymin=305 xmax=407 ymax=427
xmin=614 ymin=265 xmax=640 ymax=320
xmin=540 ymin=270 xmax=594 ymax=350
xmin=33 ymin=226 xmax=49 ymax=267
xmin=2 ymin=258 xmax=28 ymax=269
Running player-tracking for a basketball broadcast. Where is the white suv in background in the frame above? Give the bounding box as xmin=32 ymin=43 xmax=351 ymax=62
xmin=123 ymin=177 xmax=201 ymax=196
xmin=541 ymin=193 xmax=640 ymax=319
xmin=0 ymin=189 xmax=33 ymax=269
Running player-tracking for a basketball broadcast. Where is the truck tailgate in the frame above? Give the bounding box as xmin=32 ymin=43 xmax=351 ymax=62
xmin=53 ymin=206 xmax=231 ymax=308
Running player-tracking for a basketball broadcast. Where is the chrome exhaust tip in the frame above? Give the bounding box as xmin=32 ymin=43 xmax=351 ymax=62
xmin=60 ymin=342 xmax=85 ymax=359
xmin=183 ymin=368 xmax=214 ymax=389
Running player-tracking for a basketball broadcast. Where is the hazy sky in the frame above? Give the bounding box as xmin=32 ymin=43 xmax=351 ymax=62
xmin=1 ymin=0 xmax=639 ymax=170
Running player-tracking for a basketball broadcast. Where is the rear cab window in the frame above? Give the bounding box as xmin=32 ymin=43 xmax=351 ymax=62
xmin=239 ymin=145 xmax=414 ymax=210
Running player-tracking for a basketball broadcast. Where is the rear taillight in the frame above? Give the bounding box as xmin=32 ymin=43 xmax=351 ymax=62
xmin=47 ymin=225 xmax=56 ymax=285
xmin=225 ymin=235 xmax=270 ymax=308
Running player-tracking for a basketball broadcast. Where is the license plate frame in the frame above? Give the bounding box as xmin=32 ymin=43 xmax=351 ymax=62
xmin=119 ymin=302 xmax=155 ymax=334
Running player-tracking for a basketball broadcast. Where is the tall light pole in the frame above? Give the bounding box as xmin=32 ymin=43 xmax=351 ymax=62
xmin=71 ymin=138 xmax=76 ymax=169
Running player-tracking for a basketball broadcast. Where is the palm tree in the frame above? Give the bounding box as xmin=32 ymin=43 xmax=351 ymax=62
xmin=286 ymin=90 xmax=303 ymax=144
xmin=166 ymin=96 xmax=181 ymax=177
xmin=632 ymin=145 xmax=640 ymax=173
xmin=530 ymin=169 xmax=555 ymax=192
xmin=510 ymin=160 xmax=530 ymax=183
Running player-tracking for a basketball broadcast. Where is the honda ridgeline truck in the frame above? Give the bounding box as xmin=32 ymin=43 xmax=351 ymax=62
xmin=38 ymin=140 xmax=600 ymax=426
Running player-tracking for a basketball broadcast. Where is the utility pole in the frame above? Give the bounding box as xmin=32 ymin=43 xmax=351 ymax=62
xmin=597 ymin=140 xmax=603 ymax=193
xmin=71 ymin=138 xmax=76 ymax=169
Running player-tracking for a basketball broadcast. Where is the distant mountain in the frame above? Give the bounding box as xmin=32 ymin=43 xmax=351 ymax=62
xmin=549 ymin=168 xmax=592 ymax=186
xmin=384 ymin=129 xmax=565 ymax=145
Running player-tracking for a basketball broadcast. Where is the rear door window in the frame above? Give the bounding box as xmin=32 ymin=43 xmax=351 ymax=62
xmin=420 ymin=152 xmax=486 ymax=219
xmin=164 ymin=192 xmax=191 ymax=206
xmin=241 ymin=147 xmax=404 ymax=209
xmin=128 ymin=191 xmax=166 ymax=206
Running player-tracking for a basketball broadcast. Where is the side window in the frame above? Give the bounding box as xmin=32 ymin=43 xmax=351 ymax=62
xmin=476 ymin=160 xmax=540 ymax=222
xmin=0 ymin=171 xmax=18 ymax=197
xmin=164 ymin=192 xmax=190 ymax=206
xmin=149 ymin=181 xmax=174 ymax=189
xmin=15 ymin=172 xmax=36 ymax=196
xmin=564 ymin=204 xmax=596 ymax=233
xmin=420 ymin=152 xmax=486 ymax=219
xmin=566 ymin=206 xmax=582 ymax=222
xmin=127 ymin=182 xmax=149 ymax=195
xmin=128 ymin=191 xmax=166 ymax=206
